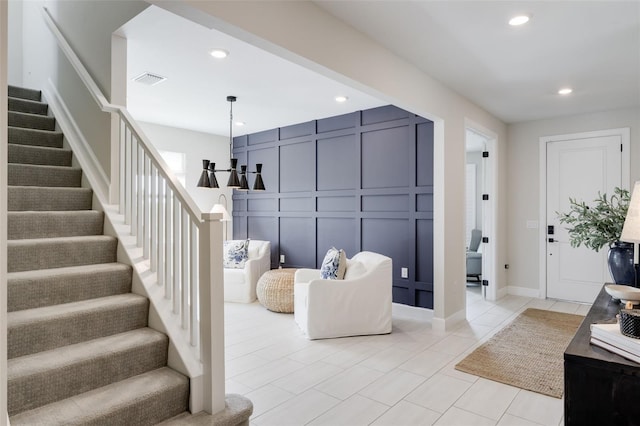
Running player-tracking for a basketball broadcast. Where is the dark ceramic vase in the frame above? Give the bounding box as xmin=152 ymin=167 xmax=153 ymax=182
xmin=608 ymin=241 xmax=637 ymax=287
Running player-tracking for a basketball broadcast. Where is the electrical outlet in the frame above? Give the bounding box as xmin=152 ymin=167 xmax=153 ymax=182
xmin=401 ymin=267 xmax=408 ymax=278
xmin=280 ymin=254 xmax=285 ymax=264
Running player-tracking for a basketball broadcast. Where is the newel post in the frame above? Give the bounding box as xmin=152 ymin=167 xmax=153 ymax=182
xmin=199 ymin=212 xmax=225 ymax=414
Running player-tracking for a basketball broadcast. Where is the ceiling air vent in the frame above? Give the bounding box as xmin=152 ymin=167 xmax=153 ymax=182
xmin=133 ymin=72 xmax=167 ymax=86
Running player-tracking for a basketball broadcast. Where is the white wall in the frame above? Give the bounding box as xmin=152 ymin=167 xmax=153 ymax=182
xmin=507 ymin=107 xmax=640 ymax=292
xmin=19 ymin=0 xmax=148 ymax=182
xmin=139 ymin=122 xmax=233 ymax=221
xmin=43 ymin=0 xmax=148 ymax=99
xmin=7 ymin=0 xmax=22 ymax=86
xmin=1 ymin=1 xmax=8 ymax=423
xmin=152 ymin=0 xmax=509 ymax=326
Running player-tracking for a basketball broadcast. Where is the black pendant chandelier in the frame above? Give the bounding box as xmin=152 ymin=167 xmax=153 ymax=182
xmin=197 ymin=96 xmax=265 ymax=191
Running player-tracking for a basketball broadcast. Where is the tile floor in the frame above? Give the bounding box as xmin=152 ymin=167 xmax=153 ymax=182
xmin=214 ymin=285 xmax=590 ymax=425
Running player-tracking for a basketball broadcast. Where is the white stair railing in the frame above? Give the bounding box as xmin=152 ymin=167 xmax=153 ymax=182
xmin=41 ymin=6 xmax=225 ymax=415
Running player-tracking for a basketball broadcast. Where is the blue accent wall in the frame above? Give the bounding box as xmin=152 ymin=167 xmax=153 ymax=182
xmin=232 ymin=105 xmax=434 ymax=309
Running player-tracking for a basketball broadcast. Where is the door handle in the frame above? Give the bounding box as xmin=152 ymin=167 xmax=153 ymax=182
xmin=548 ymin=238 xmax=556 ymax=243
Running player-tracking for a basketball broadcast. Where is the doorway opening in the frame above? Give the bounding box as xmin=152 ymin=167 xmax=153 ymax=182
xmin=465 ymin=124 xmax=497 ymax=301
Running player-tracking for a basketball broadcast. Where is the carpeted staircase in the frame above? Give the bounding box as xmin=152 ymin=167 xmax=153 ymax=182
xmin=6 ymin=85 xmax=190 ymax=425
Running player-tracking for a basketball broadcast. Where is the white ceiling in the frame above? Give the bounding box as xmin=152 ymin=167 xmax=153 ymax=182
xmin=123 ymin=1 xmax=640 ymax=137
xmin=315 ymin=0 xmax=640 ymax=124
xmin=122 ymin=6 xmax=385 ymax=136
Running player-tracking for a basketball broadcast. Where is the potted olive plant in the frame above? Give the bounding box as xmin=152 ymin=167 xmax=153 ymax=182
xmin=557 ymin=187 xmax=635 ymax=286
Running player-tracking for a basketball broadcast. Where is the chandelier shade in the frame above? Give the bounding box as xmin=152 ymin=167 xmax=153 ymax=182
xmin=197 ymin=96 xmax=265 ymax=191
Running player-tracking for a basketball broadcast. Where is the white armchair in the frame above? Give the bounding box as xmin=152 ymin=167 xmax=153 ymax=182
xmin=224 ymin=240 xmax=271 ymax=303
xmin=294 ymin=251 xmax=392 ymax=339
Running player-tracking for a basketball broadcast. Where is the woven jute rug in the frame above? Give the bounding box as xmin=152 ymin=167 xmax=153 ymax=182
xmin=455 ymin=308 xmax=584 ymax=398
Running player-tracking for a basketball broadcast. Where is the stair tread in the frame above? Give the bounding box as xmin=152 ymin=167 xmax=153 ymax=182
xmin=8 ymin=142 xmax=69 ymax=152
xmin=9 ymin=111 xmax=56 ymax=131
xmin=8 ymin=262 xmax=132 ymax=312
xmin=8 ymin=328 xmax=166 ymax=379
xmin=8 ymin=234 xmax=116 ymax=246
xmin=8 ymin=262 xmax=130 ymax=281
xmin=9 ymin=184 xmax=90 ymax=191
xmin=8 ymin=293 xmax=147 ymax=327
xmin=9 ymin=96 xmax=49 ymax=115
xmin=9 ymin=85 xmax=41 ymax=102
xmin=8 ymin=163 xmax=82 ymax=188
xmin=8 ymin=186 xmax=93 ymax=211
xmin=8 ymin=96 xmax=48 ymax=108
xmin=9 ymin=163 xmax=81 ymax=172
xmin=8 ymin=126 xmax=64 ymax=149
xmin=8 ymin=164 xmax=82 ymax=185
xmin=8 ymin=125 xmax=62 ymax=134
xmin=9 ymin=367 xmax=188 ymax=426
xmin=9 ymin=143 xmax=72 ymax=167
xmin=8 ymin=328 xmax=168 ymax=416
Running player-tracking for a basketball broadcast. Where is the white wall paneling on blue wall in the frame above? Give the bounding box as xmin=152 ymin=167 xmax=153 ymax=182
xmin=233 ymin=105 xmax=434 ymax=308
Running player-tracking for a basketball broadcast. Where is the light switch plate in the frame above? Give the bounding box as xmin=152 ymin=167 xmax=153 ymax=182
xmin=401 ymin=267 xmax=408 ymax=278
xmin=526 ymin=220 xmax=539 ymax=229
xmin=280 ymin=255 xmax=285 ymax=263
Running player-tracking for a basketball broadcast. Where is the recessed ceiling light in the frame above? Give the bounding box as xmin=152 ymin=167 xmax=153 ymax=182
xmin=335 ymin=95 xmax=349 ymax=103
xmin=209 ymin=48 xmax=229 ymax=59
xmin=235 ymin=121 xmax=245 ymax=127
xmin=509 ymin=15 xmax=530 ymax=26
xmin=558 ymin=88 xmax=573 ymax=95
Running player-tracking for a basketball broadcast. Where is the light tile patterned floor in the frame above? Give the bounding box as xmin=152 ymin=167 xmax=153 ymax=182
xmin=219 ymin=286 xmax=588 ymax=425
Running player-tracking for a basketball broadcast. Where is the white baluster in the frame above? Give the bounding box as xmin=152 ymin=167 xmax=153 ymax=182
xmin=158 ymin=177 xmax=165 ymax=286
xmin=119 ymin=119 xmax=125 ymax=215
xmin=173 ymin=198 xmax=181 ymax=314
xmin=150 ymin=165 xmax=157 ymax=272
xmin=130 ymin=137 xmax=137 ymax=236
xmin=190 ymin=222 xmax=199 ymax=347
xmin=165 ymin=188 xmax=172 ymax=299
xmin=143 ymin=154 xmax=150 ymax=259
xmin=124 ymin=128 xmax=132 ymax=227
xmin=182 ymin=211 xmax=189 ymax=329
xmin=136 ymin=143 xmax=144 ymax=247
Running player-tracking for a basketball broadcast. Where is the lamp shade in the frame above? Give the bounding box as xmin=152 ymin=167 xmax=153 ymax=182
xmin=227 ymin=158 xmax=240 ymax=188
xmin=622 ymin=182 xmax=640 ymax=243
xmin=239 ymin=165 xmax=249 ymax=191
xmin=253 ymin=163 xmax=265 ymax=191
xmin=207 ymin=163 xmax=220 ymax=189
xmin=197 ymin=160 xmax=211 ymax=188
xmin=210 ymin=203 xmax=231 ymax=221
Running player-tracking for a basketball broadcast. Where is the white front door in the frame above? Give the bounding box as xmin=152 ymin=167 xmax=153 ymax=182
xmin=546 ymin=132 xmax=625 ymax=303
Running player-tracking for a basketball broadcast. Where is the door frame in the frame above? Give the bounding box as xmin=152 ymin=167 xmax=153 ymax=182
xmin=465 ymin=119 xmax=497 ymax=301
xmin=538 ymin=128 xmax=630 ymax=299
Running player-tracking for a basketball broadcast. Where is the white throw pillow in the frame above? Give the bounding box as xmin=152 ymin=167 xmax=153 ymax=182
xmin=223 ymin=239 xmax=249 ymax=269
xmin=320 ymin=247 xmax=347 ymax=280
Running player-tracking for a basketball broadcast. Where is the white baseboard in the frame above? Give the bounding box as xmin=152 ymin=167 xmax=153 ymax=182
xmin=392 ymin=303 xmax=434 ymax=321
xmin=432 ymin=308 xmax=466 ymax=331
xmin=43 ymin=80 xmax=109 ymax=204
xmin=507 ymin=285 xmax=540 ymax=298
xmin=496 ymin=286 xmax=509 ymax=299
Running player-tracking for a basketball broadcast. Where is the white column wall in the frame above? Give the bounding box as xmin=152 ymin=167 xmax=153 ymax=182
xmin=1 ymin=0 xmax=8 ymax=423
xmin=7 ymin=0 xmax=22 ymax=86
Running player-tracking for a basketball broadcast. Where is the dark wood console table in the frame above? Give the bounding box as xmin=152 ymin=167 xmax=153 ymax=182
xmin=564 ymin=284 xmax=640 ymax=425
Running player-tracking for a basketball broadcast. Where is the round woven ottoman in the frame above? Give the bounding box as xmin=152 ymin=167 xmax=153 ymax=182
xmin=256 ymin=268 xmax=296 ymax=313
